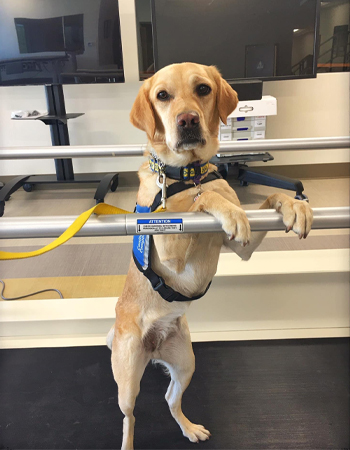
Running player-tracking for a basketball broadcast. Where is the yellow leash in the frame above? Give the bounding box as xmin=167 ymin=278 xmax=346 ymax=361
xmin=0 ymin=203 xmax=165 ymax=261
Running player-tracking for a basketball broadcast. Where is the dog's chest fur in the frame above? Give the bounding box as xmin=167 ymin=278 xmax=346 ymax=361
xmin=142 ymin=316 xmax=181 ymax=353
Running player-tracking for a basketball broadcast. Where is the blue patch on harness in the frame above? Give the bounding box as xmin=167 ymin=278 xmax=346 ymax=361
xmin=133 ymin=204 xmax=151 ymax=269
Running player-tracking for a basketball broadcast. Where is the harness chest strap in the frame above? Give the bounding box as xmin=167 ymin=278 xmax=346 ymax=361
xmin=132 ymin=170 xmax=222 ymax=303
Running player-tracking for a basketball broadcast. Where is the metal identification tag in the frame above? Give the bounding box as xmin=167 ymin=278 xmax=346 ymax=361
xmin=136 ymin=218 xmax=184 ymax=234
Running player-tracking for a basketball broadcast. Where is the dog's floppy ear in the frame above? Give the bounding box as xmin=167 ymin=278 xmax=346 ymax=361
xmin=209 ymin=66 xmax=238 ymax=125
xmin=130 ymin=80 xmax=156 ymax=138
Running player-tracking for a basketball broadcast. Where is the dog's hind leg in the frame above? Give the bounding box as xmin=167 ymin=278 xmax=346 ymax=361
xmin=111 ymin=332 xmax=150 ymax=450
xmin=156 ymin=317 xmax=211 ymax=443
xmin=106 ymin=325 xmax=115 ymax=350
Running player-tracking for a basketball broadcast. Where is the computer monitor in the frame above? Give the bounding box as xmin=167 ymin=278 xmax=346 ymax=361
xmin=0 ymin=0 xmax=125 ymax=85
xmin=149 ymin=0 xmax=320 ymax=81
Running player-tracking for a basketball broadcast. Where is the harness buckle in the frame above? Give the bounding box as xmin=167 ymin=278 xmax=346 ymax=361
xmin=156 ymin=171 xmax=167 ymax=209
xmin=194 ymin=165 xmax=201 ymax=177
xmin=153 ymin=277 xmax=165 ymax=291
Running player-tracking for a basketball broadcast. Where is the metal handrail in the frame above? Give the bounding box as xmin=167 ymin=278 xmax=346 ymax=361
xmin=0 ymin=137 xmax=349 ymax=160
xmin=0 ymin=207 xmax=349 ymax=239
xmin=319 ymin=35 xmax=335 ymax=48
xmin=318 ymin=31 xmax=350 ymax=48
xmin=292 ymin=31 xmax=350 ymax=73
xmin=291 ymin=53 xmax=313 ymax=70
xmin=318 ymin=47 xmax=332 ymax=59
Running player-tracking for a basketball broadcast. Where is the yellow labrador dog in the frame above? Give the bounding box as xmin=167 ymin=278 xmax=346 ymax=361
xmin=107 ymin=62 xmax=313 ymax=450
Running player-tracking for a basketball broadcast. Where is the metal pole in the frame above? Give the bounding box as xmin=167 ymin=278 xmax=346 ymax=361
xmin=0 ymin=137 xmax=349 ymax=160
xmin=0 ymin=207 xmax=348 ymax=240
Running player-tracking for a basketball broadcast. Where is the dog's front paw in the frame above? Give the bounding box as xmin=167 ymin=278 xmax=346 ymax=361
xmin=182 ymin=423 xmax=211 ymax=443
xmin=222 ymin=206 xmax=251 ymax=246
xmin=269 ymin=193 xmax=313 ymax=239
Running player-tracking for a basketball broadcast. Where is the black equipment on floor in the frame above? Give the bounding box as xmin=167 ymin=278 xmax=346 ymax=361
xmin=211 ymin=152 xmax=308 ymax=200
xmin=0 ymin=84 xmax=119 ymax=217
xmin=0 ymin=339 xmax=348 ymax=449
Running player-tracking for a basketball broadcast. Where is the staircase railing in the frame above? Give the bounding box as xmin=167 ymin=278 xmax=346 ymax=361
xmin=292 ymin=31 xmax=350 ymax=75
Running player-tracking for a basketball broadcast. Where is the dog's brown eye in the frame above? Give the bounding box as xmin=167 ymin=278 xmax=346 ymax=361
xmin=157 ymin=90 xmax=170 ymax=101
xmin=197 ymin=84 xmax=211 ymax=96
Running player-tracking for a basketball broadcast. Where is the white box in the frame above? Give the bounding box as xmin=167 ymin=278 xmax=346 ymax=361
xmin=232 ymin=130 xmax=253 ymax=139
xmin=232 ymin=137 xmax=252 ymax=141
xmin=231 ymin=123 xmax=266 ymax=132
xmin=233 ymin=117 xmax=254 ymax=123
xmin=253 ymin=130 xmax=266 ymax=139
xmin=229 ymin=96 xmax=277 ymax=118
xmin=220 ymin=132 xmax=232 ymax=141
xmin=232 ymin=123 xmax=254 ymax=131
xmin=232 ymin=130 xmax=266 ymax=139
xmin=219 ymin=113 xmax=268 ymax=141
xmin=232 ymin=116 xmax=266 ymax=128
xmin=253 ymin=118 xmax=266 ymax=129
xmin=222 ymin=116 xmax=266 ymax=129
xmin=220 ymin=124 xmax=232 ymax=133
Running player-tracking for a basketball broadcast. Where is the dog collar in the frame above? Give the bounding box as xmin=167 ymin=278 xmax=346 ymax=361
xmin=149 ymin=155 xmax=209 ymax=184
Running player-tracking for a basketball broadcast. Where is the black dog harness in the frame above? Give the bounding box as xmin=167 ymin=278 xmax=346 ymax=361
xmin=132 ymin=166 xmax=222 ymax=303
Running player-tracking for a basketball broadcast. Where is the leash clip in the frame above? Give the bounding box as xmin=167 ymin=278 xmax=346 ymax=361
xmin=193 ymin=181 xmax=202 ymax=202
xmin=156 ymin=171 xmax=167 ymax=209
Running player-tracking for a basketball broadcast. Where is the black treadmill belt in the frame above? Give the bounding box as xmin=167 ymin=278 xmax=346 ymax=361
xmin=0 ymin=338 xmax=349 ymax=449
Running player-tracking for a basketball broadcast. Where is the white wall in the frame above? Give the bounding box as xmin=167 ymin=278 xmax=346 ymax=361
xmin=0 ymin=0 xmax=349 ymax=176
xmin=263 ymin=72 xmax=350 ymax=139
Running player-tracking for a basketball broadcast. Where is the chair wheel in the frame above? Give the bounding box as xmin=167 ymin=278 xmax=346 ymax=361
xmin=23 ymin=183 xmax=33 ymax=192
xmin=295 ymin=193 xmax=309 ymax=202
xmin=96 ymin=198 xmax=104 ymax=205
xmin=0 ymin=202 xmax=4 ymax=217
xmin=240 ymin=180 xmax=249 ymax=187
xmin=0 ymin=182 xmax=4 ymax=190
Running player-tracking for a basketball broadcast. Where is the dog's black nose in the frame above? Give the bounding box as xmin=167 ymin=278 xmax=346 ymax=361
xmin=177 ymin=112 xmax=200 ymax=129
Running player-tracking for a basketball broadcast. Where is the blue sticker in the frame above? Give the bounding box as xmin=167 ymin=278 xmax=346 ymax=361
xmin=133 ymin=204 xmax=151 ymax=269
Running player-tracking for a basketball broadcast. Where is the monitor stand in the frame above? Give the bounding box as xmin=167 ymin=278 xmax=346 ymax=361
xmin=0 ymin=84 xmax=119 ymax=217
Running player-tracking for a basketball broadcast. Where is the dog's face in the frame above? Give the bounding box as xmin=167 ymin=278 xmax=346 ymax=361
xmin=130 ymin=63 xmax=238 ymax=166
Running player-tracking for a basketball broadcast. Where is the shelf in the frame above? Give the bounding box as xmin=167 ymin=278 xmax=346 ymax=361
xmin=12 ymin=113 xmax=84 ymax=124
